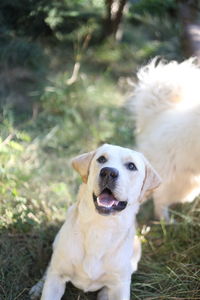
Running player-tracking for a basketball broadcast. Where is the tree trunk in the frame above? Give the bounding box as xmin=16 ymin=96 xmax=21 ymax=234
xmin=102 ymin=0 xmax=127 ymax=41
xmin=177 ymin=0 xmax=200 ymax=61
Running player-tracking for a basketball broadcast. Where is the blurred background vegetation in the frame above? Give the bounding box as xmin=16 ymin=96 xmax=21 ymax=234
xmin=0 ymin=0 xmax=200 ymax=299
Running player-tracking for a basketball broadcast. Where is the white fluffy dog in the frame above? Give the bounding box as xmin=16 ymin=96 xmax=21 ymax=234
xmin=30 ymin=144 xmax=160 ymax=300
xmin=132 ymin=58 xmax=200 ymax=221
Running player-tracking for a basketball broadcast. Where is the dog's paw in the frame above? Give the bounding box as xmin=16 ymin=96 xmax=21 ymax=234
xmin=29 ymin=279 xmax=44 ymax=299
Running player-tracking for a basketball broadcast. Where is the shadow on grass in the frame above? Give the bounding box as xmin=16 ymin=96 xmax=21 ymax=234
xmin=0 ymin=223 xmax=56 ymax=300
xmin=0 ymin=222 xmax=98 ymax=300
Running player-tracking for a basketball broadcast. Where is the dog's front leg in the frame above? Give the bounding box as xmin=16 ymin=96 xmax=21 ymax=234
xmin=107 ymin=280 xmax=131 ymax=300
xmin=41 ymin=271 xmax=66 ymax=300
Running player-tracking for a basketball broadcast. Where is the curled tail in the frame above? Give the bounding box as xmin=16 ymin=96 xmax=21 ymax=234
xmin=131 ymin=57 xmax=200 ymax=131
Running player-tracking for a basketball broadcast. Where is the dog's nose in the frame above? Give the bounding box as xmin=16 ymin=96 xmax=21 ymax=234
xmin=100 ymin=167 xmax=119 ymax=180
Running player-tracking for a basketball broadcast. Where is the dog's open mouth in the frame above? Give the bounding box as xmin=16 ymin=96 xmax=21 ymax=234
xmin=93 ymin=188 xmax=127 ymax=215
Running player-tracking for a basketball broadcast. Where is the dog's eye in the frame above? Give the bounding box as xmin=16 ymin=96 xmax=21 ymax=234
xmin=97 ymin=156 xmax=107 ymax=164
xmin=126 ymin=162 xmax=137 ymax=171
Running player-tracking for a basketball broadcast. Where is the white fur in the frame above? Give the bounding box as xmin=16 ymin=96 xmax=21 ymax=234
xmin=30 ymin=144 xmax=160 ymax=300
xmin=131 ymin=58 xmax=200 ymax=221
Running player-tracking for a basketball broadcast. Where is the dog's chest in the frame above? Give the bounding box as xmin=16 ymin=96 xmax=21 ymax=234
xmin=82 ymin=228 xmax=113 ymax=277
xmin=59 ymin=212 xmax=134 ymax=291
xmin=72 ymin=225 xmax=128 ymax=282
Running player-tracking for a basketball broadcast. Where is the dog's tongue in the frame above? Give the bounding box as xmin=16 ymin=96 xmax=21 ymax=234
xmin=97 ymin=191 xmax=119 ymax=208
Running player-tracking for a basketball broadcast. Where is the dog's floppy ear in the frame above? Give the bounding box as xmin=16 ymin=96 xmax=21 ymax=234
xmin=140 ymin=156 xmax=161 ymax=202
xmin=71 ymin=151 xmax=95 ymax=183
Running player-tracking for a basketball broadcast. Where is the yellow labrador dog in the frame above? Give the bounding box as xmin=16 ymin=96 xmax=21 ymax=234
xmin=30 ymin=144 xmax=160 ymax=300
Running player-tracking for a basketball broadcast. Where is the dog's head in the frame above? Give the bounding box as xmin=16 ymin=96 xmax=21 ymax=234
xmin=72 ymin=144 xmax=161 ymax=216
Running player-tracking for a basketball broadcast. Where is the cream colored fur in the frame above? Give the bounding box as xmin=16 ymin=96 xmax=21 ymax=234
xmin=132 ymin=58 xmax=200 ymax=221
xmin=30 ymin=144 xmax=160 ymax=300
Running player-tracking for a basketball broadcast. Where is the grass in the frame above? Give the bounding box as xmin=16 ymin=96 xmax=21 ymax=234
xmin=133 ymin=201 xmax=200 ymax=299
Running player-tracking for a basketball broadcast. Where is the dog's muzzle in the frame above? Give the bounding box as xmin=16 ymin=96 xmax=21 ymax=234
xmin=93 ymin=167 xmax=127 ymax=215
xmin=93 ymin=188 xmax=127 ymax=215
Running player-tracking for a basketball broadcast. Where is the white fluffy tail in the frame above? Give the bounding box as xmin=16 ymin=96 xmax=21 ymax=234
xmin=131 ymin=57 xmax=200 ymax=132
